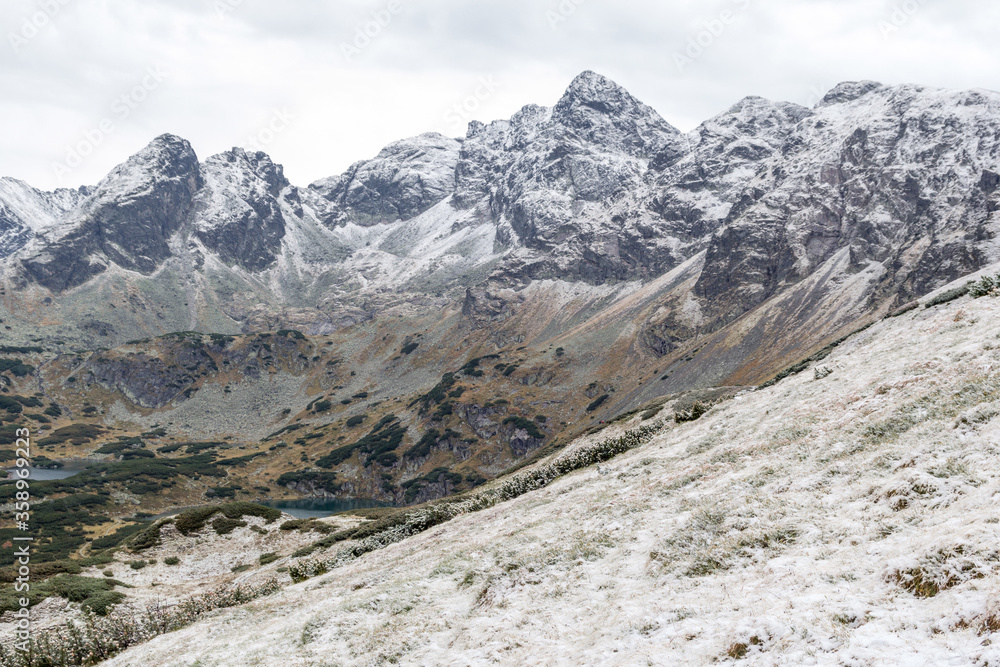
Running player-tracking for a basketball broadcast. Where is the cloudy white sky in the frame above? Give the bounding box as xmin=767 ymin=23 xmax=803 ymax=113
xmin=3 ymin=0 xmax=998 ymax=190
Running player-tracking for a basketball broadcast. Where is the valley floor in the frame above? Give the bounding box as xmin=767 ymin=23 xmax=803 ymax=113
xmin=103 ymin=290 xmax=1000 ymax=665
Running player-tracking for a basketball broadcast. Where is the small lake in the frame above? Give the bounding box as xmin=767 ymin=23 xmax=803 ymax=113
xmin=150 ymin=498 xmax=393 ymax=521
xmin=6 ymin=459 xmax=93 ymax=481
xmin=259 ymin=498 xmax=392 ymax=519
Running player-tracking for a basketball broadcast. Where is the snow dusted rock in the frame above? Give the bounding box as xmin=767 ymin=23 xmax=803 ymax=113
xmin=192 ymin=148 xmax=288 ymax=272
xmin=18 ymin=134 xmax=201 ymax=291
xmin=0 ymin=178 xmax=89 ymax=258
xmin=308 ymin=132 xmax=461 ymax=227
xmin=455 ymin=70 xmax=690 ymax=283
xmin=694 ymin=82 xmax=1000 ymax=326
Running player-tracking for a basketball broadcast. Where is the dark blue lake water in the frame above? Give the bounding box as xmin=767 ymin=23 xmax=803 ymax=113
xmin=6 ymin=460 xmax=93 ymax=481
xmin=259 ymin=498 xmax=391 ymax=519
xmin=151 ymin=498 xmax=392 ymax=521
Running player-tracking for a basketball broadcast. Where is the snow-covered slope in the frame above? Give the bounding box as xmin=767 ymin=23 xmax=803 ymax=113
xmin=0 ymin=177 xmax=89 ymax=258
xmin=101 ymin=270 xmax=1000 ymax=666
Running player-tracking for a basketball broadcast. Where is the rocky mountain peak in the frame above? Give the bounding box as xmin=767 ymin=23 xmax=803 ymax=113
xmin=552 ymin=70 xmax=681 ymax=158
xmin=308 ymin=132 xmax=461 ymax=227
xmin=211 ymin=147 xmax=289 ymax=197
xmin=98 ymin=133 xmax=201 ymax=189
xmin=18 ymin=134 xmax=203 ymax=291
xmin=817 ymin=80 xmax=885 ymax=107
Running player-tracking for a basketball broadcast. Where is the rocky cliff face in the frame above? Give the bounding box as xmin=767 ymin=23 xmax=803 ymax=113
xmin=192 ymin=148 xmax=289 ymax=272
xmin=454 ymin=71 xmax=690 ymax=284
xmin=309 ymin=132 xmax=461 ymax=228
xmin=18 ymin=134 xmax=201 ymax=291
xmin=692 ymin=82 xmax=1000 ymax=328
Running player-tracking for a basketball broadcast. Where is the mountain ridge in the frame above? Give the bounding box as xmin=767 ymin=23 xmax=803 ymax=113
xmin=1 ymin=72 xmax=998 ymax=435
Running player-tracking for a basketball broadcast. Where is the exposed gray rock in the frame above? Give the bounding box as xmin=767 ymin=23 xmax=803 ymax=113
xmin=19 ymin=134 xmax=201 ymax=291
xmin=192 ymin=149 xmax=288 ymax=271
xmin=308 ymin=132 xmax=461 ymax=227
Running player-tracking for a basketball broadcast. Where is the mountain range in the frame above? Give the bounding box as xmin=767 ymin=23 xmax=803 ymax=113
xmin=3 ymin=73 xmax=997 ymax=379
xmin=1 ymin=71 xmax=999 ymax=501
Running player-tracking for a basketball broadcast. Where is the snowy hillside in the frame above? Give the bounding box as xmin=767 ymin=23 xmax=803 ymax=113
xmin=96 ymin=268 xmax=1000 ymax=666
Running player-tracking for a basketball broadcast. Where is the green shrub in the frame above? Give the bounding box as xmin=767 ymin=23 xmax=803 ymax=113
xmin=212 ymin=517 xmax=247 ymax=535
xmin=164 ymin=556 xmax=180 ymax=566
xmin=969 ymin=273 xmax=1000 ymax=298
xmin=405 ymin=430 xmax=438 ymax=460
xmin=259 ymin=552 xmax=279 ymax=566
xmin=674 ymin=402 xmax=708 ymax=423
xmin=129 ymin=519 xmax=171 ymax=553
xmin=37 ymin=423 xmax=104 ymax=446
xmin=641 ymin=406 xmax=663 ymax=420
xmin=90 ymin=522 xmax=147 ymax=551
xmin=312 ymin=400 xmax=332 ymax=413
xmin=0 ymin=359 xmax=34 ymax=377
xmin=0 ymin=396 xmax=22 ymax=414
xmin=925 ymin=284 xmax=970 ymax=308
xmin=0 ymin=580 xmax=280 ymax=664
xmin=46 ymin=574 xmax=125 ymax=615
xmin=129 ymin=560 xmax=147 ymax=570
xmin=174 ymin=502 xmax=281 ymax=535
xmin=885 ymin=301 xmax=919 ymax=318
xmin=345 ymin=415 xmax=366 ymax=427
xmin=401 ymin=342 xmax=419 ymax=354
xmin=502 ymin=416 xmax=544 ymax=439
xmin=317 ymin=416 xmax=404 ymax=468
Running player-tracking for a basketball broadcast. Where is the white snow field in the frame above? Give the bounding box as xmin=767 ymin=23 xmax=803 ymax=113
xmin=107 ymin=284 xmax=1000 ymax=666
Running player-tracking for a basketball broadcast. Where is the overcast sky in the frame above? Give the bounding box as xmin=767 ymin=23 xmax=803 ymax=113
xmin=3 ymin=0 xmax=998 ymax=190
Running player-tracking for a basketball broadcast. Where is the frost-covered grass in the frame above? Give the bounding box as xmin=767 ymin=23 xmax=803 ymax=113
xmin=0 ymin=580 xmax=278 ymax=667
xmin=100 ymin=293 xmax=1000 ymax=665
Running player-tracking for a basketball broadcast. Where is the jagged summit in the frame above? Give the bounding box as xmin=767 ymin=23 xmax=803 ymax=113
xmin=818 ymin=80 xmax=885 ymax=106
xmin=552 ymin=70 xmax=680 ymax=158
xmin=309 ymin=132 xmax=461 ymax=227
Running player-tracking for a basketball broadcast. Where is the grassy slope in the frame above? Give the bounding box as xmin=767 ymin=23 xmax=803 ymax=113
xmin=89 ymin=276 xmax=1000 ymax=665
